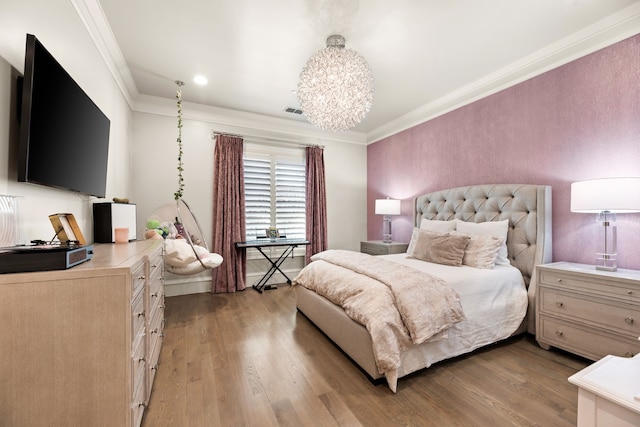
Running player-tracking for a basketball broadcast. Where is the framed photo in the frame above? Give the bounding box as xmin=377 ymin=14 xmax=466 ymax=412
xmin=49 ymin=213 xmax=86 ymax=245
xmin=266 ymin=227 xmax=280 ymax=239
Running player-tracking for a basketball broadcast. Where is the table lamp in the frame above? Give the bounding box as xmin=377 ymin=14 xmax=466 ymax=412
xmin=571 ymin=177 xmax=640 ymax=271
xmin=375 ymin=198 xmax=401 ymax=243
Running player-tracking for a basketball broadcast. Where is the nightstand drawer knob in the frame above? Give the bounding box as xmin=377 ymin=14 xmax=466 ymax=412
xmin=628 ymin=291 xmax=633 ymax=295
xmin=555 ymin=330 xmax=563 ymax=337
xmin=625 ymin=317 xmax=635 ymax=324
xmin=556 ymin=279 xmax=562 ymax=283
xmin=555 ymin=301 xmax=564 ymax=308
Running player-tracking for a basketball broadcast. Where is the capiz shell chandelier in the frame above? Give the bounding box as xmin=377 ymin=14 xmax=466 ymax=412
xmin=297 ymin=34 xmax=374 ymax=131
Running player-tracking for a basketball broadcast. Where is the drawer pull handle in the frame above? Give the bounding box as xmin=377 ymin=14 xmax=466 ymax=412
xmin=138 ymin=356 xmax=146 ymax=363
xmin=625 ymin=352 xmax=635 ymax=358
xmin=555 ymin=330 xmax=563 ymax=337
xmin=137 ymin=402 xmax=147 ymax=408
xmin=151 ymin=292 xmax=158 ymax=297
xmin=555 ymin=301 xmax=564 ymax=308
xmin=151 ymin=364 xmax=159 ymax=371
xmin=151 ymin=328 xmax=158 ymax=334
xmin=136 ymin=311 xmax=145 ymax=318
xmin=556 ymin=279 xmax=562 ymax=283
xmin=138 ymin=275 xmax=146 ymax=280
xmin=628 ymin=291 xmax=633 ymax=295
xmin=625 ymin=317 xmax=635 ymax=324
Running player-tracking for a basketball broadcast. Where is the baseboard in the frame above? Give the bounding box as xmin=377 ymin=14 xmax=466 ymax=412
xmin=164 ymin=267 xmax=303 ymax=296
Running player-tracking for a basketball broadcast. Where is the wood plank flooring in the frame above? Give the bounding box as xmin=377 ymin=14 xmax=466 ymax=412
xmin=142 ymin=286 xmax=589 ymax=426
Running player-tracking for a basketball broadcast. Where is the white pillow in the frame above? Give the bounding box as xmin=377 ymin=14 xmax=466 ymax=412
xmin=420 ymin=218 xmax=457 ymax=233
xmin=455 ymin=219 xmax=510 ymax=266
xmin=164 ymin=239 xmax=197 ymax=267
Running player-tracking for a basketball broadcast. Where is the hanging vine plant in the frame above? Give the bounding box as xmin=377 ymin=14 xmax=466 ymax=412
xmin=174 ymin=80 xmax=185 ymax=200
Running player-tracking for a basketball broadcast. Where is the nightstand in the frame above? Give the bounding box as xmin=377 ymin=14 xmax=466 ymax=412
xmin=360 ymin=240 xmax=408 ymax=256
xmin=536 ymin=262 xmax=640 ymax=361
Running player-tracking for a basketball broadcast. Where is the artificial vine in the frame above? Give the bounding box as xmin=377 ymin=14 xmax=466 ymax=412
xmin=174 ymin=81 xmax=185 ymax=200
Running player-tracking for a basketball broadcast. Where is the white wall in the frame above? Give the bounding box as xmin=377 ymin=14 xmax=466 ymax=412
xmin=0 ymin=0 xmax=133 ymax=244
xmin=131 ymin=105 xmax=368 ymax=295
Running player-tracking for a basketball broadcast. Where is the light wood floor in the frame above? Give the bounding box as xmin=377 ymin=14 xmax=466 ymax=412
xmin=142 ymin=285 xmax=589 ymax=427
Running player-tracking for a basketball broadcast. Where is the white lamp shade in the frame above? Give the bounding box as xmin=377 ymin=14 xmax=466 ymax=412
xmin=571 ymin=177 xmax=640 ymax=213
xmin=375 ymin=199 xmax=401 ymax=215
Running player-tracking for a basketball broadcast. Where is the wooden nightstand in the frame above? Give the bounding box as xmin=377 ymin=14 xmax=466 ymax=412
xmin=536 ymin=262 xmax=640 ymax=361
xmin=360 ymin=240 xmax=409 ymax=256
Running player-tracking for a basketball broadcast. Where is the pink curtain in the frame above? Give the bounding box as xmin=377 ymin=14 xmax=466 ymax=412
xmin=211 ymin=134 xmax=246 ymax=293
xmin=305 ymin=146 xmax=328 ymax=262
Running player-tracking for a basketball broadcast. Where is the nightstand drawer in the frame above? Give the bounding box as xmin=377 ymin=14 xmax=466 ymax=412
xmin=539 ymin=288 xmax=640 ymax=335
xmin=538 ymin=316 xmax=640 ymax=360
xmin=539 ymin=269 xmax=640 ymax=302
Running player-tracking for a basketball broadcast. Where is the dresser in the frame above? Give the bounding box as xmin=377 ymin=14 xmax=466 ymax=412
xmin=0 ymin=240 xmax=164 ymax=427
xmin=360 ymin=240 xmax=409 ymax=255
xmin=536 ymin=262 xmax=640 ymax=361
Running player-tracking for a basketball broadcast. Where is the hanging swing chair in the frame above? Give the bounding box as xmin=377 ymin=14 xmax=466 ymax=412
xmin=145 ymin=81 xmax=222 ymax=275
xmin=146 ymin=198 xmax=222 ymax=275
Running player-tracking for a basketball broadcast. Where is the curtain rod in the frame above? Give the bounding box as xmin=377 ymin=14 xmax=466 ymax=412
xmin=211 ymin=131 xmax=325 ymax=149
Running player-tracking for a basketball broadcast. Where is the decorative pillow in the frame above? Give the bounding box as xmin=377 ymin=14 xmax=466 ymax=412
xmin=453 ymin=231 xmax=505 ymax=269
xmin=420 ymin=218 xmax=457 ymax=233
xmin=455 ymin=219 xmax=510 ymax=266
xmin=407 ymin=228 xmax=470 ymax=266
xmin=164 ymin=239 xmax=197 ymax=267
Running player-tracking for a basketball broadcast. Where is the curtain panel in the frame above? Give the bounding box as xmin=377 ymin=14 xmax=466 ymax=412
xmin=211 ymin=134 xmax=246 ymax=293
xmin=305 ymin=146 xmax=328 ymax=262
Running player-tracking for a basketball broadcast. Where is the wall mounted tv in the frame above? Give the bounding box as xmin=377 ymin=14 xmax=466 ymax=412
xmin=18 ymin=34 xmax=110 ymax=198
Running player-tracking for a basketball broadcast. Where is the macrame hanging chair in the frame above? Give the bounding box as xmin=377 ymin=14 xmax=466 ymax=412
xmin=145 ymin=81 xmax=222 ymax=275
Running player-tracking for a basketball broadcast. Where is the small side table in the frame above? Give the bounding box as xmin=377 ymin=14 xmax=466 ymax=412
xmin=360 ymin=240 xmax=408 ymax=256
xmin=569 ymin=354 xmax=640 ymax=427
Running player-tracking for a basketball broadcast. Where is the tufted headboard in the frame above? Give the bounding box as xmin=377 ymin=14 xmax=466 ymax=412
xmin=414 ymin=184 xmax=552 ymax=333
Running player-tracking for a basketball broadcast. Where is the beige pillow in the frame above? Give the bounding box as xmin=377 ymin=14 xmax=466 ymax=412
xmin=456 ymin=219 xmax=510 ymax=266
xmin=454 ymin=231 xmax=505 ymax=269
xmin=408 ymin=229 xmax=470 ymax=266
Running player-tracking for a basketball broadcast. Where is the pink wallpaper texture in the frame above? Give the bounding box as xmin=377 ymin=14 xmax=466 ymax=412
xmin=368 ymin=34 xmax=640 ymax=270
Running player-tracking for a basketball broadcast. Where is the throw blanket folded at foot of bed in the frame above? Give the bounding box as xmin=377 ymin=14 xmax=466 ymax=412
xmin=292 ymin=249 xmax=465 ymax=392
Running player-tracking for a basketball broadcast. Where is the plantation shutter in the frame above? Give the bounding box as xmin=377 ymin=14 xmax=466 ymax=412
xmin=244 ymin=157 xmax=272 ymax=240
xmin=243 ymin=149 xmax=306 ymax=240
xmin=275 ymin=161 xmax=306 ymax=239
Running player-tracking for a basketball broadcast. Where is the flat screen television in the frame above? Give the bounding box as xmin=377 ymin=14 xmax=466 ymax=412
xmin=17 ymin=34 xmax=110 ymax=198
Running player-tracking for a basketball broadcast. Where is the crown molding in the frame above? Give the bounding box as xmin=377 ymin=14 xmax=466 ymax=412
xmin=71 ymin=0 xmax=138 ymax=108
xmin=134 ymin=94 xmax=368 ymax=146
xmin=366 ymin=2 xmax=640 ymax=144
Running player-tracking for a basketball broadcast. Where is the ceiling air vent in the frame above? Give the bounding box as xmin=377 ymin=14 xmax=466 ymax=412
xmin=284 ymin=107 xmax=303 ymax=115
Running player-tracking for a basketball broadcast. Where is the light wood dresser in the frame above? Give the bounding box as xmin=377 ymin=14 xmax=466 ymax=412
xmin=0 ymin=240 xmax=165 ymax=427
xmin=536 ymin=262 xmax=640 ymax=361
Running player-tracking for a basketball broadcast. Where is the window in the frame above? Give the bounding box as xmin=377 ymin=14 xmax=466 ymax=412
xmin=244 ymin=146 xmax=306 ymax=240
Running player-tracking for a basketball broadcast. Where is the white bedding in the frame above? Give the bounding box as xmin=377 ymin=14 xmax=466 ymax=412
xmin=380 ymin=253 xmax=528 ymax=386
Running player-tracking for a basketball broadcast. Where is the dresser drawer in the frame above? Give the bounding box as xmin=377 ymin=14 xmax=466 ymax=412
xmin=131 ymin=290 xmax=146 ymax=340
xmin=539 ymin=269 xmax=640 ymax=302
xmin=538 ymin=316 xmax=640 ymax=360
xmin=539 ymin=287 xmax=640 ymax=335
xmin=131 ymin=261 xmax=147 ymax=299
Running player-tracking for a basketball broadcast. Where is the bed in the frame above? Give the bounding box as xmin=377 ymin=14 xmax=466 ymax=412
xmin=293 ymin=183 xmax=552 ymax=392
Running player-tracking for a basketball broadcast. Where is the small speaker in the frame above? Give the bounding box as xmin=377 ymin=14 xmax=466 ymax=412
xmin=93 ymin=203 xmax=137 ymax=243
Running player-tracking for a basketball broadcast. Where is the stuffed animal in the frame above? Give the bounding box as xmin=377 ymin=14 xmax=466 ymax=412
xmin=145 ymin=218 xmax=178 ymax=240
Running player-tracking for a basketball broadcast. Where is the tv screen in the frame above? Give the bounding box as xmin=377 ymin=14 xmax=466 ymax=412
xmin=18 ymin=34 xmax=110 ymax=198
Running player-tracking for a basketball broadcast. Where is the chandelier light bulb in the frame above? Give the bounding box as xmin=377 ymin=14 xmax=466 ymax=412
xmin=297 ymin=35 xmax=374 ymax=131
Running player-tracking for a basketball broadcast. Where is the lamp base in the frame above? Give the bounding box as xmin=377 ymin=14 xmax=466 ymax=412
xmin=596 ymin=265 xmax=617 ymax=272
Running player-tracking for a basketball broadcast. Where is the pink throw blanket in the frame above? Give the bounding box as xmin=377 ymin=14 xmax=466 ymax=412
xmin=293 ymin=249 xmax=465 ymax=376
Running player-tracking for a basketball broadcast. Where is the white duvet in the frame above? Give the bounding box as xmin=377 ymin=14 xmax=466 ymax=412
xmin=380 ymin=253 xmax=528 ymax=389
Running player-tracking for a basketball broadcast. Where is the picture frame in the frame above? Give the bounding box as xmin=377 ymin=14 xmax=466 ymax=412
xmin=49 ymin=213 xmax=87 ymax=245
xmin=266 ymin=227 xmax=280 ymax=239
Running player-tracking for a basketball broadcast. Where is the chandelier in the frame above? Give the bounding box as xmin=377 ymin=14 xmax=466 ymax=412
xmin=297 ymin=34 xmax=374 ymax=131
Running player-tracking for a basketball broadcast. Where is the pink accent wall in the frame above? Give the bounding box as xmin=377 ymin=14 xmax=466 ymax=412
xmin=368 ymin=34 xmax=640 ymax=270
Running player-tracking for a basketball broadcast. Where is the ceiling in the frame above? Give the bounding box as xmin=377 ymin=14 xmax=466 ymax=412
xmin=96 ymin=0 xmax=640 ymax=139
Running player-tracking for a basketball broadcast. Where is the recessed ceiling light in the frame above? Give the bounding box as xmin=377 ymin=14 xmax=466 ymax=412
xmin=193 ymin=75 xmax=208 ymax=85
